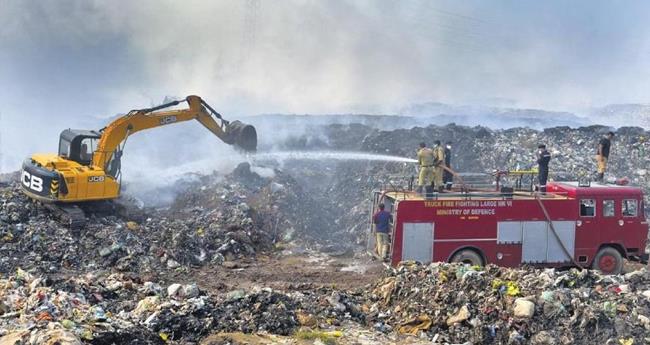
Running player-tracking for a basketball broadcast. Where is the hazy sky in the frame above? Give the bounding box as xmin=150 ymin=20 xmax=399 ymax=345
xmin=1 ymin=0 xmax=650 ymax=170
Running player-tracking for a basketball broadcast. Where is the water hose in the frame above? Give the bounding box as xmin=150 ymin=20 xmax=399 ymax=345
xmin=535 ymin=195 xmax=584 ymax=270
xmin=440 ymin=165 xmax=468 ymax=192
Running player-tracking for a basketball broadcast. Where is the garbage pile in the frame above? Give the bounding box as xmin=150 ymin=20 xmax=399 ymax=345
xmin=4 ymin=261 xmax=649 ymax=344
xmin=365 ymin=262 xmax=650 ymax=344
xmin=0 ymin=156 xmax=377 ymax=274
xmin=0 ymin=167 xmax=289 ymax=274
xmin=0 ymin=269 xmax=163 ymax=344
xmin=169 ymin=161 xmax=364 ymax=252
xmin=0 ymin=268 xmax=367 ymax=344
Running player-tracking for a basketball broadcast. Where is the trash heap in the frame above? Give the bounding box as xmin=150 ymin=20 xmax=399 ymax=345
xmin=0 ymin=269 xmax=163 ymax=344
xmin=3 ymin=262 xmax=650 ymax=344
xmin=169 ymin=161 xmax=364 ymax=252
xmin=0 ymin=166 xmax=291 ymax=274
xmin=0 ymin=157 xmax=373 ymax=276
xmin=0 ymin=268 xmax=367 ymax=344
xmin=365 ymin=262 xmax=650 ymax=344
xmin=132 ymin=287 xmax=302 ymax=342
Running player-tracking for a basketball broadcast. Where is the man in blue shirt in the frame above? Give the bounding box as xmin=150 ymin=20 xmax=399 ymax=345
xmin=373 ymin=203 xmax=393 ymax=260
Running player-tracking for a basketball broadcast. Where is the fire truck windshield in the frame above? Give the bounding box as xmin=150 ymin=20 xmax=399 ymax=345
xmin=622 ymin=199 xmax=638 ymax=217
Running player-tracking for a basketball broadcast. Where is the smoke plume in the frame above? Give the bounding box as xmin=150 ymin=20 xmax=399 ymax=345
xmin=1 ymin=1 xmax=649 ymax=173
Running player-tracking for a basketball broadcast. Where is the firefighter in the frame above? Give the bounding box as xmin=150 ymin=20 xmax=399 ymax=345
xmin=432 ymin=140 xmax=446 ymax=192
xmin=373 ymin=203 xmax=393 ymax=260
xmin=443 ymin=141 xmax=453 ymax=190
xmin=536 ymin=144 xmax=551 ymax=193
xmin=417 ymin=142 xmax=435 ymax=194
xmin=595 ymin=131 xmax=615 ymax=182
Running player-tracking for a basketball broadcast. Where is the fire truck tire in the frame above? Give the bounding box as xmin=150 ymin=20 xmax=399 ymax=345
xmin=450 ymin=249 xmax=484 ymax=266
xmin=592 ymin=247 xmax=623 ymax=275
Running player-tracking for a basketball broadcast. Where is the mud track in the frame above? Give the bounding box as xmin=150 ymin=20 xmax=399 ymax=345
xmin=166 ymin=251 xmax=384 ymax=293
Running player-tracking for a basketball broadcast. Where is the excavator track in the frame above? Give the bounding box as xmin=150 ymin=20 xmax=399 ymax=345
xmin=83 ymin=199 xmax=145 ymax=223
xmin=44 ymin=203 xmax=86 ymax=229
xmin=42 ymin=197 xmax=145 ymax=230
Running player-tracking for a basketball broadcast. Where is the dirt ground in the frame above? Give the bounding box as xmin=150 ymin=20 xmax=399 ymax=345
xmin=160 ymin=246 xmax=646 ymax=295
xmin=165 ymin=247 xmax=385 ymax=293
xmin=200 ymin=328 xmax=434 ymax=345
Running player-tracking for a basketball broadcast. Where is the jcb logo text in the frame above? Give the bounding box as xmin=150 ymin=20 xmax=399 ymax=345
xmin=160 ymin=116 xmax=177 ymax=125
xmin=21 ymin=171 xmax=44 ymax=192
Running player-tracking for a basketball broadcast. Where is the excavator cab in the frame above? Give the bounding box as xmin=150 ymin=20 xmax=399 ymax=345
xmin=58 ymin=130 xmax=101 ymax=166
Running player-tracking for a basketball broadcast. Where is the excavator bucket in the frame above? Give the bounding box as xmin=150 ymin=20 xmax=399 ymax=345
xmin=226 ymin=120 xmax=257 ymax=152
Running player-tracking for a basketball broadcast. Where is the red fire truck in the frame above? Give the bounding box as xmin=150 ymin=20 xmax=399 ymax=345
xmin=368 ymin=173 xmax=648 ymax=274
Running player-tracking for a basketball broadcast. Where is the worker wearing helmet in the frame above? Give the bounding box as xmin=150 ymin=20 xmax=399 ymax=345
xmin=536 ymin=144 xmax=551 ymax=193
xmin=432 ymin=140 xmax=446 ymax=192
xmin=417 ymin=142 xmax=435 ymax=195
xmin=595 ymin=131 xmax=615 ymax=182
xmin=373 ymin=203 xmax=393 ymax=260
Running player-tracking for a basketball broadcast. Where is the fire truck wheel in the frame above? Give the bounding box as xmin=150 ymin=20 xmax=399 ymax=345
xmin=592 ymin=247 xmax=623 ymax=275
xmin=450 ymin=249 xmax=484 ymax=266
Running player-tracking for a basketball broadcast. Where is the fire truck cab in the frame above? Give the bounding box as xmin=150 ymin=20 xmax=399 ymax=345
xmin=368 ymin=177 xmax=648 ymax=274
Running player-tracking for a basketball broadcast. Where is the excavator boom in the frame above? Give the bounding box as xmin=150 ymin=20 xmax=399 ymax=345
xmin=93 ymin=95 xmax=256 ymax=170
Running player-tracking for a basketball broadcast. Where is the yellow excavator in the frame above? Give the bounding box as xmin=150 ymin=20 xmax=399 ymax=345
xmin=20 ymin=95 xmax=257 ymax=227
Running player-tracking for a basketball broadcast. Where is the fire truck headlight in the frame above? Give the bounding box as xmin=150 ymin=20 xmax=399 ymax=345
xmin=618 ymin=220 xmax=624 ymax=226
xmin=576 ymin=220 xmax=582 ymax=227
xmin=497 ymin=252 xmax=503 ymax=260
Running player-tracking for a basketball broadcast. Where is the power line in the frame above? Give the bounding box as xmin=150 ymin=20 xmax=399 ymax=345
xmin=431 ymin=8 xmax=489 ymax=25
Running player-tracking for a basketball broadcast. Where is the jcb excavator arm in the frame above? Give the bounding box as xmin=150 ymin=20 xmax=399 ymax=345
xmin=92 ymin=95 xmax=256 ymax=170
xmin=20 ymin=95 xmax=256 ymax=228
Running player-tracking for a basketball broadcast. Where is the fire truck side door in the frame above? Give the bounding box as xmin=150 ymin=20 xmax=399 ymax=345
xmin=402 ymin=222 xmax=434 ymax=263
xmin=598 ymin=197 xmax=620 ymax=244
xmin=577 ymin=197 xmax=601 ymax=259
xmin=618 ymin=198 xmax=642 ymax=246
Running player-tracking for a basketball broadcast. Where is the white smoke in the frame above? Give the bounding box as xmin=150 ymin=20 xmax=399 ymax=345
xmin=1 ymin=1 xmax=649 ymax=173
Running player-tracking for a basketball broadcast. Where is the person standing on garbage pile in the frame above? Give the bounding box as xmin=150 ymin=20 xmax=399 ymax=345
xmin=595 ymin=131 xmax=615 ymax=182
xmin=443 ymin=141 xmax=453 ymax=190
xmin=432 ymin=140 xmax=446 ymax=192
xmin=633 ymin=135 xmax=646 ymax=159
xmin=417 ymin=142 xmax=435 ymax=194
xmin=536 ymin=144 xmax=551 ymax=193
xmin=373 ymin=203 xmax=392 ymax=260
